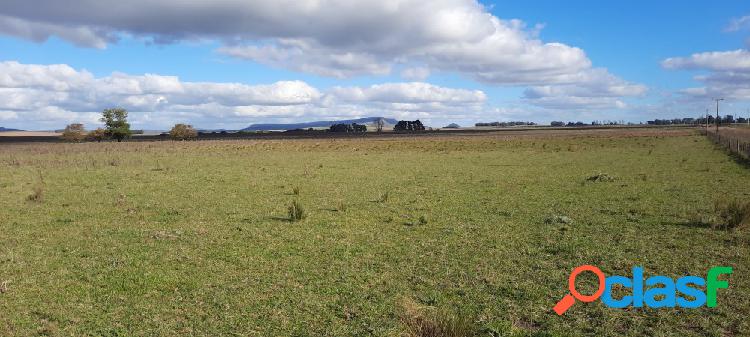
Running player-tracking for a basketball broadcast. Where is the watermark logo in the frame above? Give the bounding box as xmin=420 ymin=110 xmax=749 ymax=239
xmin=553 ymin=265 xmax=732 ymax=315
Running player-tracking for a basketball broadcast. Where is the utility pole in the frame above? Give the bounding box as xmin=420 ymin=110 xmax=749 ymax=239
xmin=714 ymin=98 xmax=724 ymax=133
xmin=706 ymin=108 xmax=709 ymax=134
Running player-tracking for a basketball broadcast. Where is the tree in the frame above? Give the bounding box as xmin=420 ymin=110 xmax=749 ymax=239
xmin=394 ymin=120 xmax=425 ymax=131
xmin=60 ymin=123 xmax=86 ymax=142
xmin=100 ymin=108 xmax=131 ymax=142
xmin=329 ymin=123 xmax=366 ymax=133
xmin=86 ymin=128 xmax=107 ymax=142
xmin=169 ymin=124 xmax=198 ymax=140
xmin=376 ymin=118 xmax=385 ymax=133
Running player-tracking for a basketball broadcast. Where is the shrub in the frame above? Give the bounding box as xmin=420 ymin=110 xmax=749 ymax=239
xmin=288 ymin=200 xmax=306 ymax=221
xmin=419 ymin=215 xmax=428 ymax=225
xmin=169 ymin=124 xmax=198 ymax=141
xmin=398 ymin=297 xmax=477 ymax=337
xmin=86 ymin=128 xmax=107 ymax=142
xmin=713 ymin=199 xmax=750 ymax=230
xmin=60 ymin=123 xmax=86 ymax=142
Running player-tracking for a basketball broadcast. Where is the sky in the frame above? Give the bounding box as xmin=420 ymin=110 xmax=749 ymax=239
xmin=1 ymin=0 xmax=749 ymax=130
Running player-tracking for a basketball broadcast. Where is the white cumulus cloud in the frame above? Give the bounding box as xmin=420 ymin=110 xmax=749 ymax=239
xmin=0 ymin=1 xmax=628 ymax=88
xmin=0 ymin=61 xmax=491 ymax=129
xmin=662 ymin=49 xmax=750 ymax=100
xmin=0 ymin=1 xmax=648 ymax=121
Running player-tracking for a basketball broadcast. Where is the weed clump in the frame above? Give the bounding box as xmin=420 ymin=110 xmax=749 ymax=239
xmin=26 ymin=186 xmax=44 ymax=203
xmin=292 ymin=186 xmax=300 ymax=195
xmin=586 ymin=172 xmax=616 ymax=182
xmin=378 ymin=191 xmax=390 ymax=203
xmin=398 ymin=297 xmax=478 ymax=337
xmin=545 ymin=215 xmax=573 ymax=225
xmin=713 ymin=199 xmax=750 ymax=231
xmin=288 ymin=200 xmax=306 ymax=221
xmin=26 ymin=170 xmax=45 ymax=203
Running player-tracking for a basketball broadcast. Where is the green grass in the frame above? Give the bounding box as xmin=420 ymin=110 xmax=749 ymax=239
xmin=0 ymin=130 xmax=749 ymax=336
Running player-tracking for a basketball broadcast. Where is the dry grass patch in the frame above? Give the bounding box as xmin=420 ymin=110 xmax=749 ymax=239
xmin=713 ymin=198 xmax=750 ymax=230
xmin=398 ymin=297 xmax=478 ymax=337
xmin=288 ymin=200 xmax=306 ymax=221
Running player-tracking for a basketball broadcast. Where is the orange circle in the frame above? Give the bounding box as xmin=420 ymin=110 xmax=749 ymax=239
xmin=568 ymin=265 xmax=605 ymax=302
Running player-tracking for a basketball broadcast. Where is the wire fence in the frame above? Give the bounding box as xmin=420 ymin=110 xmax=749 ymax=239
xmin=703 ymin=128 xmax=750 ymax=160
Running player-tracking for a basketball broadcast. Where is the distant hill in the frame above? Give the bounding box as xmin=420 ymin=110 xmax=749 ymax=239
xmin=0 ymin=127 xmax=22 ymax=132
xmin=243 ymin=117 xmax=398 ymax=131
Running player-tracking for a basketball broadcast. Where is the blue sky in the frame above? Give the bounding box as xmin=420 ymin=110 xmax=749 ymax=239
xmin=1 ymin=0 xmax=749 ymax=130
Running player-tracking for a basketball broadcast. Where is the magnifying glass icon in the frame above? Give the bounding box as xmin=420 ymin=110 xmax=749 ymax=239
xmin=553 ymin=265 xmax=606 ymax=315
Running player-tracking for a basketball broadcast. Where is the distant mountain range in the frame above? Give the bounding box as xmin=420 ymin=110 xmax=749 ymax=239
xmin=0 ymin=127 xmax=22 ymax=132
xmin=242 ymin=117 xmax=399 ymax=131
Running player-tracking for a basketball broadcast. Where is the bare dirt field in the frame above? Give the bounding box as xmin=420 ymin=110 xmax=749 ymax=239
xmin=0 ymin=126 xmax=696 ymax=144
xmin=0 ymin=131 xmax=60 ymax=137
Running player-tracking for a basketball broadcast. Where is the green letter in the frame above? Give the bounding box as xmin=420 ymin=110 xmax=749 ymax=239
xmin=706 ymin=266 xmax=732 ymax=308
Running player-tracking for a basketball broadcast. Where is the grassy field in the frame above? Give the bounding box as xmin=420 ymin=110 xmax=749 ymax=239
xmin=1 ymin=129 xmax=748 ymax=336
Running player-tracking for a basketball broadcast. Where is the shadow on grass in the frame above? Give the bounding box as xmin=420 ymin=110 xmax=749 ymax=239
xmin=268 ymin=216 xmax=294 ymax=222
xmin=728 ymin=152 xmax=750 ymax=169
xmin=711 ymin=143 xmax=750 ymax=169
xmin=672 ymin=220 xmax=713 ymax=229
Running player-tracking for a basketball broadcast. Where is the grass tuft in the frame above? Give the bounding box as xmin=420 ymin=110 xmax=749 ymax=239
xmin=378 ymin=191 xmax=390 ymax=203
xmin=713 ymin=198 xmax=750 ymax=231
xmin=398 ymin=297 xmax=478 ymax=337
xmin=288 ymin=200 xmax=306 ymax=222
xmin=586 ymin=172 xmax=616 ymax=182
xmin=26 ymin=171 xmax=45 ymax=203
xmin=545 ymin=215 xmax=572 ymax=224
xmin=26 ymin=185 xmax=44 ymax=203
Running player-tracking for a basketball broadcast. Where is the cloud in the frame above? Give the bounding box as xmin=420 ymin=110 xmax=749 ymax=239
xmin=219 ymin=41 xmax=392 ymax=79
xmin=1 ymin=1 xmax=612 ymax=85
xmin=329 ymin=82 xmax=485 ymax=104
xmin=0 ymin=61 xmax=490 ymax=129
xmin=400 ymin=67 xmax=431 ymax=81
xmin=662 ymin=49 xmax=750 ymax=72
xmin=522 ymin=68 xmax=646 ymax=110
xmin=0 ymin=14 xmax=114 ymax=48
xmin=215 ymin=14 xmax=593 ymax=85
xmin=662 ymin=49 xmax=750 ymax=100
xmin=0 ymin=0 xmax=646 ymax=114
xmin=725 ymin=15 xmax=750 ymax=32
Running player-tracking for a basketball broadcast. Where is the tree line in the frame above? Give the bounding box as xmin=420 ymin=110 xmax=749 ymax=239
xmin=61 ymin=108 xmax=198 ymax=142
